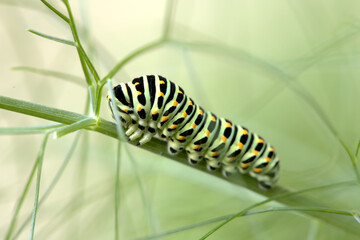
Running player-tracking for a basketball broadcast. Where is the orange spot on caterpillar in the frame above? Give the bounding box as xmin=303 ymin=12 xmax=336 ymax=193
xmin=238 ymin=142 xmax=244 ymax=149
xmin=189 ymin=101 xmax=193 ymax=106
xmin=241 ymin=163 xmax=249 ymax=168
xmin=152 ymin=110 xmax=158 ymax=115
xmin=227 ymin=157 xmax=236 ymax=163
xmin=183 ymin=112 xmax=187 ymax=117
xmin=178 ymin=90 xmax=183 ymax=94
xmin=225 ymin=122 xmax=232 ymax=128
xmin=173 ymin=101 xmax=178 ymax=106
xmin=191 ymin=123 xmax=197 ymax=128
xmin=137 ymin=106 xmax=142 ymax=112
xmin=221 ymin=136 xmax=227 ymax=142
xmin=199 ymin=109 xmax=203 ymax=114
xmin=159 ymin=92 xmax=164 ymax=97
xmin=258 ymin=138 xmax=264 ymax=143
xmin=194 ymin=145 xmax=201 ymax=149
xmin=212 ymin=151 xmax=218 ymax=157
xmin=169 ymin=124 xmax=177 ymax=129
xmin=265 ymin=157 xmax=271 ymax=162
xmin=242 ymin=129 xmax=248 ymax=135
xmin=254 ymin=168 xmax=262 ymax=173
xmin=159 ymin=80 xmax=165 ymax=84
xmin=161 ymin=116 xmax=168 ymax=122
xmin=253 ymin=150 xmax=259 ymax=155
xmin=205 ymin=130 xmax=210 ymax=136
xmin=178 ymin=136 xmax=185 ymax=140
xmin=134 ymin=82 xmax=140 ymax=85
xmin=210 ymin=116 xmax=216 ymax=122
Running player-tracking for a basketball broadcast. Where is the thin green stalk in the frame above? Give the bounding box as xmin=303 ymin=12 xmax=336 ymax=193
xmin=5 ymin=154 xmax=40 ymax=240
xmin=30 ymin=133 xmax=49 ymax=240
xmin=162 ymin=0 xmax=176 ymax=39
xmin=102 ymin=39 xmax=167 ymax=82
xmin=337 ymin=137 xmax=360 ymax=182
xmin=40 ymin=0 xmax=70 ymax=23
xmin=199 ymin=181 xmax=356 ymax=240
xmin=133 ymin=181 xmax=356 ymax=240
xmin=11 ymin=132 xmax=82 ymax=240
xmin=12 ymin=66 xmax=84 ymax=86
xmin=53 ymin=117 xmax=96 ymax=138
xmin=28 ymin=29 xmax=76 ymax=46
xmin=114 ymin=141 xmax=121 ymax=240
xmin=107 ymin=80 xmax=123 ymax=240
xmin=94 ymin=83 xmax=105 ymax=118
xmin=246 ymin=207 xmax=353 ymax=217
xmin=0 ymin=124 xmax=63 ymax=135
xmin=355 ymin=140 xmax=360 ymax=158
xmin=62 ymin=0 xmax=100 ymax=84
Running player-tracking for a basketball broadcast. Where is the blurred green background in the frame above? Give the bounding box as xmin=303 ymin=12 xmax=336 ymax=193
xmin=1 ymin=0 xmax=360 ymax=239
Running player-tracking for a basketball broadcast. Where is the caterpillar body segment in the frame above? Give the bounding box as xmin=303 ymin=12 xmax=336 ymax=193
xmin=108 ymin=75 xmax=280 ymax=189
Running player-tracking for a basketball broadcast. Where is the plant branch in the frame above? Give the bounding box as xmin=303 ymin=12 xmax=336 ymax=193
xmin=1 ymin=95 xmax=360 ymax=235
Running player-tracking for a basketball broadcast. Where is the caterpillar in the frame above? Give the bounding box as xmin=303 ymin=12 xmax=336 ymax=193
xmin=107 ymin=75 xmax=280 ymax=190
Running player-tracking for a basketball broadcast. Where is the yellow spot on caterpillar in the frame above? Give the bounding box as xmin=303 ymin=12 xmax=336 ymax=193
xmin=225 ymin=122 xmax=232 ymax=128
xmin=194 ymin=145 xmax=201 ymax=149
xmin=199 ymin=109 xmax=203 ymax=114
xmin=253 ymin=150 xmax=259 ymax=155
xmin=123 ymin=108 xmax=128 ymax=113
xmin=241 ymin=163 xmax=249 ymax=168
xmin=160 ymin=80 xmax=165 ymax=84
xmin=254 ymin=168 xmax=262 ymax=173
xmin=265 ymin=157 xmax=271 ymax=162
xmin=169 ymin=124 xmax=177 ymax=129
xmin=270 ymin=147 xmax=274 ymax=152
xmin=212 ymin=151 xmax=218 ymax=157
xmin=137 ymin=106 xmax=142 ymax=112
xmin=137 ymin=91 xmax=142 ymax=95
xmin=173 ymin=101 xmax=178 ymax=107
xmin=210 ymin=116 xmax=216 ymax=122
xmin=243 ymin=129 xmax=248 ymax=135
xmin=238 ymin=142 xmax=244 ymax=149
xmin=221 ymin=136 xmax=227 ymax=142
xmin=205 ymin=130 xmax=210 ymax=137
xmin=178 ymin=90 xmax=183 ymax=94
xmin=178 ymin=136 xmax=185 ymax=140
xmin=161 ymin=116 xmax=168 ymax=122
xmin=227 ymin=157 xmax=236 ymax=163
xmin=152 ymin=110 xmax=158 ymax=115
xmin=183 ymin=112 xmax=187 ymax=117
xmin=258 ymin=138 xmax=264 ymax=143
xmin=159 ymin=92 xmax=164 ymax=97
xmin=191 ymin=123 xmax=197 ymax=128
xmin=189 ymin=101 xmax=193 ymax=105
xmin=134 ymin=82 xmax=140 ymax=86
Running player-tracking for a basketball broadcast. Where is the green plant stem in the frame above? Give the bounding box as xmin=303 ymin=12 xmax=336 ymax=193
xmin=5 ymin=154 xmax=40 ymax=240
xmin=62 ymin=0 xmax=100 ymax=84
xmin=102 ymin=39 xmax=167 ymax=82
xmin=30 ymin=133 xmax=49 ymax=240
xmin=1 ymin=95 xmax=360 ymax=235
xmin=40 ymin=0 xmax=70 ymax=23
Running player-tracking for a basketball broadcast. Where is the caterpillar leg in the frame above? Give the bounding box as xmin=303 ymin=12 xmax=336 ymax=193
xmin=222 ymin=165 xmax=237 ymax=177
xmin=166 ymin=138 xmax=184 ymax=155
xmin=206 ymin=159 xmax=221 ymax=171
xmin=186 ymin=152 xmax=203 ymax=165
